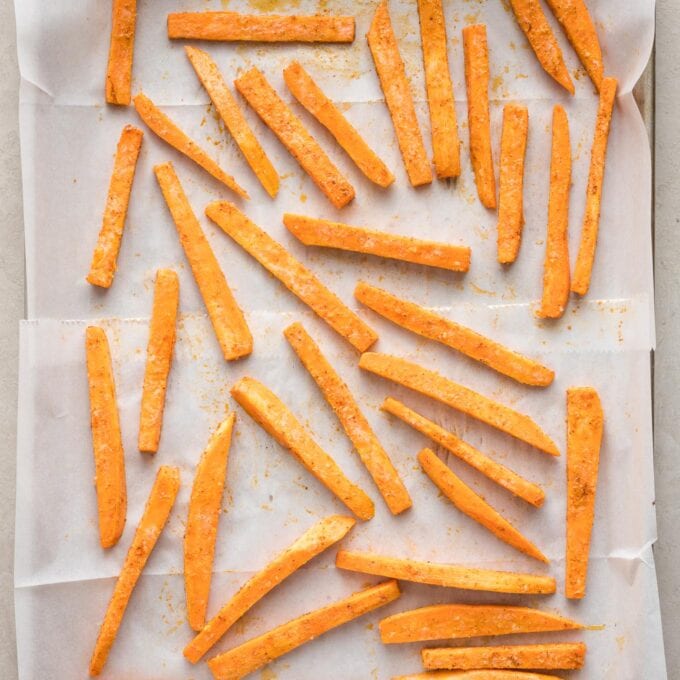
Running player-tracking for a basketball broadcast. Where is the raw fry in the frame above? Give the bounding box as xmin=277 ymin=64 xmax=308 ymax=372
xmin=395 ymin=671 xmax=566 ymax=680
xmin=85 ymin=326 xmax=127 ymax=549
xmin=230 ymin=376 xmax=375 ymax=520
xmin=184 ymin=515 xmax=355 ymax=663
xmin=207 ymin=580 xmax=400 ymax=680
xmin=185 ymin=46 xmax=279 ymax=198
xmin=206 ymin=202 xmax=377 ymax=352
xmin=283 ymin=61 xmax=394 ymax=188
xmin=359 ymin=353 xmax=559 ymax=456
xmin=105 ymin=0 xmax=137 ymax=105
xmin=367 ymin=1 xmax=432 ymax=187
xmin=154 ymin=163 xmax=252 ymax=362
xmin=86 ymin=125 xmax=143 ymax=288
xmin=89 ymin=466 xmax=180 ymax=675
xmin=234 ymin=67 xmax=354 ymax=208
xmin=134 ymin=93 xmax=248 ymax=198
xmin=566 ymin=387 xmax=604 ymax=599
xmin=284 ymin=214 xmax=470 ymax=273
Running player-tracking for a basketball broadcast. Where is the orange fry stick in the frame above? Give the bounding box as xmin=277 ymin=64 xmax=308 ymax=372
xmin=86 ymin=125 xmax=143 ymax=288
xmin=396 ymin=673 xmax=565 ymax=680
xmin=284 ymin=214 xmax=470 ymax=273
xmin=185 ymin=46 xmax=279 ymax=198
xmin=89 ymin=466 xmax=180 ymax=675
xmin=105 ymin=0 xmax=137 ymax=105
xmin=85 ymin=326 xmax=127 ymax=549
xmin=206 ymin=202 xmax=377 ymax=352
xmin=207 ymin=581 xmax=400 ymax=680
xmin=184 ymin=515 xmax=355 ymax=663
xmin=231 ymin=377 xmax=375 ymax=520
xmin=234 ymin=67 xmax=354 ymax=208
xmin=368 ymin=1 xmax=432 ymax=187
xmin=283 ymin=61 xmax=394 ymax=188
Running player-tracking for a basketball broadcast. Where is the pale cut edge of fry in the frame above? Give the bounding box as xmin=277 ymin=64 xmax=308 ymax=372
xmin=105 ymin=0 xmax=137 ymax=105
xmin=394 ymin=671 xmax=567 ymax=680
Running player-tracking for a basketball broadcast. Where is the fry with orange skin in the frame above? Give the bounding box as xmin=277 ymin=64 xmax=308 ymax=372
xmin=86 ymin=125 xmax=143 ymax=288
xmin=184 ymin=515 xmax=355 ymax=663
xmin=283 ymin=61 xmax=394 ymax=188
xmin=396 ymin=670 xmax=567 ymax=679
xmin=85 ymin=326 xmax=127 ymax=549
xmin=368 ymin=1 xmax=432 ymax=187
xmin=89 ymin=466 xmax=180 ymax=675
xmin=105 ymin=0 xmax=136 ymax=105
xmin=207 ymin=581 xmax=400 ymax=680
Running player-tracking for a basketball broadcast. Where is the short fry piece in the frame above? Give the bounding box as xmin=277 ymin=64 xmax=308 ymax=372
xmin=395 ymin=671 xmax=566 ymax=679
xmin=105 ymin=0 xmax=137 ymax=105
xmin=184 ymin=515 xmax=355 ymax=663
xmin=89 ymin=466 xmax=180 ymax=675
xmin=85 ymin=326 xmax=127 ymax=549
xmin=234 ymin=67 xmax=354 ymax=208
xmin=368 ymin=1 xmax=432 ymax=187
xmin=207 ymin=581 xmax=400 ymax=680
xmin=86 ymin=125 xmax=143 ymax=288
xmin=206 ymin=202 xmax=377 ymax=352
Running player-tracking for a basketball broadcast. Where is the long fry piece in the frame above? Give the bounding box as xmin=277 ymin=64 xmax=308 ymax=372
xmin=105 ymin=0 xmax=137 ymax=105
xmin=207 ymin=581 xmax=400 ymax=680
xmin=184 ymin=515 xmax=355 ymax=663
xmin=368 ymin=1 xmax=432 ymax=187
xmin=206 ymin=202 xmax=377 ymax=352
xmin=395 ymin=671 xmax=566 ymax=680
xmin=89 ymin=466 xmax=180 ymax=675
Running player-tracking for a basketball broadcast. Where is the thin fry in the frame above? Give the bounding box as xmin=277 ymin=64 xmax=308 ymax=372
xmin=105 ymin=0 xmax=137 ymax=105
xmin=395 ymin=671 xmax=566 ymax=679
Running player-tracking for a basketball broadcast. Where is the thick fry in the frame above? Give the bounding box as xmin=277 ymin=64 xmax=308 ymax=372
xmin=396 ymin=671 xmax=566 ymax=680
xmin=86 ymin=125 xmax=143 ymax=288
xmin=154 ymin=163 xmax=252 ymax=361
xmin=105 ymin=0 xmax=136 ymax=105
xmin=283 ymin=61 xmax=394 ymax=188
xmin=185 ymin=46 xmax=279 ymax=198
xmin=368 ymin=1 xmax=432 ymax=187
xmin=356 ymin=282 xmax=553 ymax=386
xmin=234 ymin=67 xmax=354 ymax=208
xmin=185 ymin=414 xmax=235 ymax=631
xmin=134 ymin=93 xmax=248 ymax=198
xmin=206 ymin=202 xmax=377 ymax=352
xmin=207 ymin=581 xmax=400 ymax=680
xmin=231 ymin=376 xmax=375 ymax=520
xmin=359 ymin=353 xmax=559 ymax=456
xmin=572 ymin=78 xmax=617 ymax=295
xmin=284 ymin=214 xmax=470 ymax=273
xmin=85 ymin=326 xmax=127 ymax=549
xmin=184 ymin=515 xmax=355 ymax=663
xmin=89 ymin=466 xmax=180 ymax=675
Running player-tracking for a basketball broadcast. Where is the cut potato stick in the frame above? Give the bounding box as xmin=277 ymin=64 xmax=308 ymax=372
xmin=185 ymin=413 xmax=235 ymax=631
xmin=86 ymin=125 xmax=143 ymax=288
xmin=134 ymin=93 xmax=248 ymax=198
xmin=355 ymin=282 xmax=553 ymax=386
xmin=572 ymin=77 xmax=617 ymax=295
xmin=206 ymin=202 xmax=377 ymax=352
xmin=359 ymin=353 xmax=559 ymax=456
xmin=283 ymin=61 xmax=394 ymax=188
xmin=395 ymin=671 xmax=566 ymax=680
xmin=184 ymin=515 xmax=355 ymax=663
xmin=231 ymin=376 xmax=375 ymax=520
xmin=105 ymin=0 xmax=137 ymax=105
xmin=566 ymin=387 xmax=604 ymax=599
xmin=207 ymin=580 xmax=400 ymax=680
xmin=154 ymin=163 xmax=252 ymax=361
xmin=234 ymin=67 xmax=354 ymax=208
xmin=89 ymin=466 xmax=180 ymax=675
xmin=185 ymin=46 xmax=279 ymax=198
xmin=368 ymin=1 xmax=432 ymax=187
xmin=85 ymin=326 xmax=127 ymax=549
xmin=284 ymin=214 xmax=470 ymax=273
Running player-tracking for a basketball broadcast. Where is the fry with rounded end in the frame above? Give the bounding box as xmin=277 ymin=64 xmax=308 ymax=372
xmin=394 ymin=671 xmax=567 ymax=680
xmin=105 ymin=0 xmax=136 ymax=105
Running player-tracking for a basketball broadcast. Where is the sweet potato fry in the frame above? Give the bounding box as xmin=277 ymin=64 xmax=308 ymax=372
xmin=231 ymin=376 xmax=375 ymax=520
xmin=134 ymin=93 xmax=248 ymax=198
xmin=359 ymin=353 xmax=559 ymax=456
xmin=184 ymin=515 xmax=355 ymax=663
xmin=368 ymin=1 xmax=432 ymax=187
xmin=234 ymin=67 xmax=354 ymax=208
xmin=283 ymin=61 xmax=394 ymax=188
xmin=85 ymin=326 xmax=127 ymax=549
xmin=206 ymin=202 xmax=377 ymax=352
xmin=105 ymin=0 xmax=137 ymax=105
xmin=207 ymin=580 xmax=400 ymax=680
xmin=572 ymin=78 xmax=617 ymax=295
xmin=284 ymin=214 xmax=470 ymax=273
xmin=395 ymin=671 xmax=566 ymax=680
xmin=185 ymin=46 xmax=279 ymax=198
xmin=86 ymin=125 xmax=143 ymax=288
xmin=89 ymin=466 xmax=180 ymax=675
